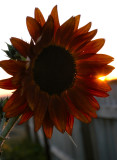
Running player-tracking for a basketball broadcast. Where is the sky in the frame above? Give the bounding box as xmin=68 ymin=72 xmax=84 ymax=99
xmin=0 ymin=0 xmax=117 ymax=96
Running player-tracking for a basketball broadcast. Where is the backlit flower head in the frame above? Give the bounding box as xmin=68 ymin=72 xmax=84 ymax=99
xmin=0 ymin=6 xmax=114 ymax=138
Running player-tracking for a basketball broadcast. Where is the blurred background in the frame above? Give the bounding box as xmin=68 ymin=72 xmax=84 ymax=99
xmin=0 ymin=0 xmax=117 ymax=160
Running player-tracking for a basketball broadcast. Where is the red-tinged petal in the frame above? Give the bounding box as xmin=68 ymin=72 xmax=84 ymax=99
xmin=77 ymin=64 xmax=115 ymax=77
xmin=63 ymin=93 xmax=91 ymax=123
xmin=43 ymin=111 xmax=53 ymax=138
xmin=10 ymin=37 xmax=29 ymax=57
xmin=80 ymin=39 xmax=105 ymax=55
xmin=35 ymin=8 xmax=45 ymax=26
xmin=55 ymin=17 xmax=75 ymax=46
xmin=0 ymin=78 xmax=17 ymax=90
xmin=19 ymin=108 xmax=33 ymax=125
xmin=51 ymin=5 xmax=60 ymax=35
xmin=3 ymin=89 xmax=25 ymax=112
xmin=67 ymin=87 xmax=97 ymax=118
xmin=26 ymin=16 xmax=42 ymax=42
xmin=26 ymin=84 xmax=40 ymax=111
xmin=77 ymin=54 xmax=114 ymax=65
xmin=69 ymin=29 xmax=97 ymax=52
xmin=76 ymin=77 xmax=111 ymax=94
xmin=87 ymin=96 xmax=100 ymax=110
xmin=35 ymin=16 xmax=54 ymax=51
xmin=76 ymin=22 xmax=92 ymax=35
xmin=65 ymin=113 xmax=74 ymax=135
xmin=48 ymin=95 xmax=67 ymax=133
xmin=0 ymin=60 xmax=26 ymax=76
xmin=88 ymin=89 xmax=109 ymax=97
xmin=74 ymin=15 xmax=80 ymax=31
xmin=5 ymin=103 xmax=27 ymax=118
xmin=34 ymin=92 xmax=49 ymax=132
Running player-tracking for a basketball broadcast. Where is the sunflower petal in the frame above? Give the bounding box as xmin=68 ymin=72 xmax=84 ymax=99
xmin=74 ymin=15 xmax=80 ymax=31
xmin=0 ymin=78 xmax=17 ymax=90
xmin=19 ymin=108 xmax=33 ymax=124
xmin=63 ymin=93 xmax=91 ymax=123
xmin=5 ymin=103 xmax=27 ymax=118
xmin=77 ymin=77 xmax=111 ymax=94
xmin=3 ymin=89 xmax=25 ymax=112
xmin=43 ymin=111 xmax=53 ymax=138
xmin=48 ymin=95 xmax=67 ymax=133
xmin=51 ymin=5 xmax=60 ymax=35
xmin=77 ymin=54 xmax=114 ymax=65
xmin=26 ymin=16 xmax=42 ymax=42
xmin=69 ymin=29 xmax=97 ymax=52
xmin=35 ymin=8 xmax=45 ymax=26
xmin=76 ymin=22 xmax=92 ymax=35
xmin=34 ymin=92 xmax=49 ymax=131
xmin=0 ymin=60 xmax=25 ymax=76
xmin=81 ymin=39 xmax=105 ymax=54
xmin=55 ymin=16 xmax=75 ymax=46
xmin=34 ymin=16 xmax=54 ymax=53
xmin=26 ymin=84 xmax=40 ymax=111
xmin=77 ymin=64 xmax=115 ymax=77
xmin=65 ymin=113 xmax=74 ymax=135
xmin=67 ymin=88 xmax=98 ymax=118
xmin=10 ymin=37 xmax=29 ymax=57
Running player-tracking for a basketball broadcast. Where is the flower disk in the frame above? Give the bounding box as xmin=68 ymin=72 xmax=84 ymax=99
xmin=0 ymin=5 xmax=114 ymax=138
xmin=33 ymin=45 xmax=76 ymax=95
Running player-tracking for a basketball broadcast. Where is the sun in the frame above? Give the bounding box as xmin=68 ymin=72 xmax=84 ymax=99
xmin=98 ymin=76 xmax=106 ymax=81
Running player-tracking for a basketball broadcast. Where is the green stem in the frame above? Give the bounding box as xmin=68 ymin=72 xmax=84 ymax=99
xmin=0 ymin=116 xmax=20 ymax=149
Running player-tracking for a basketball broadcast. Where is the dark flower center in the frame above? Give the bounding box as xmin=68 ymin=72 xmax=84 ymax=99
xmin=33 ymin=45 xmax=76 ymax=95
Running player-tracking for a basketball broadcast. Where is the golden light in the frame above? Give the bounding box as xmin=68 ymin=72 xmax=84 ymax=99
xmin=98 ymin=76 xmax=106 ymax=81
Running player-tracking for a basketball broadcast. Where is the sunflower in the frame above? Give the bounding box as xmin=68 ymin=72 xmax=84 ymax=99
xmin=0 ymin=6 xmax=114 ymax=138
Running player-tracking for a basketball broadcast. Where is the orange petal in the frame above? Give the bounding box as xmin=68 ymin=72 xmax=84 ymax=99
xmin=48 ymin=95 xmax=67 ymax=133
xmin=80 ymin=39 xmax=105 ymax=54
xmin=77 ymin=77 xmax=111 ymax=93
xmin=74 ymin=15 xmax=80 ymax=31
xmin=19 ymin=108 xmax=33 ymax=125
xmin=77 ymin=54 xmax=114 ymax=65
xmin=69 ymin=29 xmax=97 ymax=52
xmin=3 ymin=89 xmax=25 ymax=112
xmin=35 ymin=15 xmax=54 ymax=51
xmin=51 ymin=5 xmax=60 ymax=35
xmin=65 ymin=113 xmax=74 ymax=135
xmin=43 ymin=111 xmax=53 ymax=138
xmin=63 ymin=93 xmax=91 ymax=123
xmin=55 ymin=16 xmax=75 ymax=46
xmin=77 ymin=64 xmax=115 ymax=77
xmin=76 ymin=22 xmax=92 ymax=35
xmin=10 ymin=37 xmax=29 ymax=57
xmin=88 ymin=89 xmax=109 ymax=97
xmin=26 ymin=16 xmax=42 ymax=42
xmin=26 ymin=84 xmax=40 ymax=111
xmin=67 ymin=88 xmax=98 ymax=118
xmin=74 ymin=78 xmax=110 ymax=97
xmin=0 ymin=60 xmax=25 ymax=76
xmin=34 ymin=92 xmax=49 ymax=132
xmin=0 ymin=78 xmax=17 ymax=90
xmin=34 ymin=8 xmax=45 ymax=26
xmin=5 ymin=103 xmax=27 ymax=118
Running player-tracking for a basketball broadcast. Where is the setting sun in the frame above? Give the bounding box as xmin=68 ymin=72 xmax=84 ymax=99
xmin=99 ymin=76 xmax=106 ymax=81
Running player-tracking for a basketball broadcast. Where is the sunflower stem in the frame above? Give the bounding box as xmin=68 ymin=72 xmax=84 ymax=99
xmin=0 ymin=116 xmax=20 ymax=153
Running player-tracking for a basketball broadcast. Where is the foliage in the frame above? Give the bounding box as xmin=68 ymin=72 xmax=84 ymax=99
xmin=2 ymin=138 xmax=46 ymax=160
xmin=3 ymin=43 xmax=25 ymax=60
